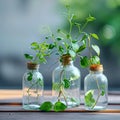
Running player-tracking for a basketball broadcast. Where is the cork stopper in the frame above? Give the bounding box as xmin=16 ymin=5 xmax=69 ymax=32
xmin=60 ymin=54 xmax=72 ymax=66
xmin=27 ymin=62 xmax=39 ymax=70
xmin=90 ymin=64 xmax=103 ymax=72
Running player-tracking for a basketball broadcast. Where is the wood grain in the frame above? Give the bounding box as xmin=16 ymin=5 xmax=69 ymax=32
xmin=0 ymin=90 xmax=120 ymax=113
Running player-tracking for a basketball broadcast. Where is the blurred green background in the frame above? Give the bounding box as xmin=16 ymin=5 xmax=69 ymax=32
xmin=0 ymin=0 xmax=120 ymax=90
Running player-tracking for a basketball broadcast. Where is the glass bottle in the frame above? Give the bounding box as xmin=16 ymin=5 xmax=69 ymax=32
xmin=52 ymin=54 xmax=81 ymax=108
xmin=84 ymin=64 xmax=108 ymax=110
xmin=22 ymin=62 xmax=44 ymax=110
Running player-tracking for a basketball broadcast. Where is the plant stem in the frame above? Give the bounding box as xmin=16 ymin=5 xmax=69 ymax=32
xmin=57 ymin=70 xmax=64 ymax=101
xmin=51 ymin=34 xmax=60 ymax=55
xmin=88 ymin=37 xmax=92 ymax=58
xmin=81 ymin=21 xmax=88 ymax=32
xmin=61 ymin=87 xmax=68 ymax=106
xmin=69 ymin=20 xmax=72 ymax=34
xmin=57 ymin=69 xmax=68 ymax=106
xmin=27 ymin=79 xmax=41 ymax=103
xmin=91 ymin=78 xmax=101 ymax=109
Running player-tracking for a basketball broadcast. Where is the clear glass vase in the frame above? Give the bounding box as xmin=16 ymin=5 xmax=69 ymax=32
xmin=22 ymin=62 xmax=44 ymax=110
xmin=52 ymin=54 xmax=81 ymax=108
xmin=84 ymin=64 xmax=108 ymax=110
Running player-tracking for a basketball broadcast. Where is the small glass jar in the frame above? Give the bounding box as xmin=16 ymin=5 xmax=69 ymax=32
xmin=52 ymin=54 xmax=81 ymax=108
xmin=22 ymin=62 xmax=44 ymax=110
xmin=84 ymin=64 xmax=108 ymax=110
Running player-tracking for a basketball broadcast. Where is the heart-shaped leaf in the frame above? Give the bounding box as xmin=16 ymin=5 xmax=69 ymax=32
xmin=92 ymin=44 xmax=100 ymax=56
xmin=54 ymin=101 xmax=67 ymax=112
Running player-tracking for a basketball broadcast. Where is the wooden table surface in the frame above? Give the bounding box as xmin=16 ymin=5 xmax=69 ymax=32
xmin=0 ymin=90 xmax=120 ymax=120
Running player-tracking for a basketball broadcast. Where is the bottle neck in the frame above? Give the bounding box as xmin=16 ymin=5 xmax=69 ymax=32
xmin=27 ymin=68 xmax=39 ymax=72
xmin=60 ymin=54 xmax=73 ymax=67
xmin=90 ymin=70 xmax=103 ymax=74
xmin=27 ymin=62 xmax=39 ymax=72
xmin=60 ymin=60 xmax=74 ymax=67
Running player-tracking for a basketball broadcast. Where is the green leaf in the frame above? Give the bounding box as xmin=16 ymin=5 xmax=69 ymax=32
xmin=91 ymin=33 xmax=99 ymax=40
xmin=69 ymin=50 xmax=76 ymax=58
xmin=85 ymin=90 xmax=95 ymax=107
xmin=31 ymin=42 xmax=39 ymax=50
xmin=72 ymin=40 xmax=77 ymax=43
xmin=27 ymin=72 xmax=33 ymax=81
xmin=49 ymin=44 xmax=55 ymax=49
xmin=57 ymin=29 xmax=61 ymax=33
xmin=80 ymin=56 xmax=90 ymax=68
xmin=81 ymin=34 xmax=87 ymax=41
xmin=36 ymin=53 xmax=40 ymax=57
xmin=39 ymin=102 xmax=53 ymax=112
xmin=86 ymin=15 xmax=96 ymax=22
xmin=39 ymin=56 xmax=47 ymax=64
xmin=70 ymin=97 xmax=77 ymax=103
xmin=77 ymin=45 xmax=86 ymax=53
xmin=101 ymin=90 xmax=105 ymax=96
xmin=45 ymin=37 xmax=49 ymax=39
xmin=66 ymin=34 xmax=70 ymax=39
xmin=72 ymin=43 xmax=79 ymax=52
xmin=59 ymin=46 xmax=64 ymax=53
xmin=63 ymin=79 xmax=70 ymax=89
xmin=90 ymin=56 xmax=100 ymax=65
xmin=24 ymin=54 xmax=33 ymax=60
xmin=56 ymin=37 xmax=63 ymax=41
xmin=31 ymin=42 xmax=38 ymax=46
xmin=92 ymin=44 xmax=100 ymax=56
xmin=54 ymin=101 xmax=67 ymax=112
xmin=38 ymin=78 xmax=43 ymax=86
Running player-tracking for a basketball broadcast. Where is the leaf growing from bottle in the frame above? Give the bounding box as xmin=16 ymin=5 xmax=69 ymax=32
xmin=63 ymin=79 xmax=71 ymax=89
xmin=101 ymin=90 xmax=105 ymax=96
xmin=85 ymin=90 xmax=95 ymax=107
xmin=27 ymin=72 xmax=33 ymax=81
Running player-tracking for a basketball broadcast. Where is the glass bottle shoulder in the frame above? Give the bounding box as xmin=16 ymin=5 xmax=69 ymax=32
xmin=54 ymin=64 xmax=80 ymax=73
xmin=53 ymin=64 xmax=80 ymax=80
xmin=23 ymin=70 xmax=43 ymax=81
xmin=85 ymin=71 xmax=107 ymax=82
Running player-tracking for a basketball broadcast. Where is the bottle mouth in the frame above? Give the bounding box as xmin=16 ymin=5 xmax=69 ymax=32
xmin=27 ymin=62 xmax=39 ymax=70
xmin=60 ymin=54 xmax=72 ymax=66
xmin=90 ymin=64 xmax=103 ymax=72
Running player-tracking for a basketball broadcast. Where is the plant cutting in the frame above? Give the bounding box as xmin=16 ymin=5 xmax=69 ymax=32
xmin=43 ymin=5 xmax=101 ymax=111
xmin=84 ymin=64 xmax=108 ymax=110
xmin=23 ymin=41 xmax=51 ymax=110
xmin=83 ymin=34 xmax=108 ymax=110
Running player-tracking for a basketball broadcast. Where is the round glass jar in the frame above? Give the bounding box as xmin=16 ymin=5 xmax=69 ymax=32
xmin=52 ymin=54 xmax=81 ymax=108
